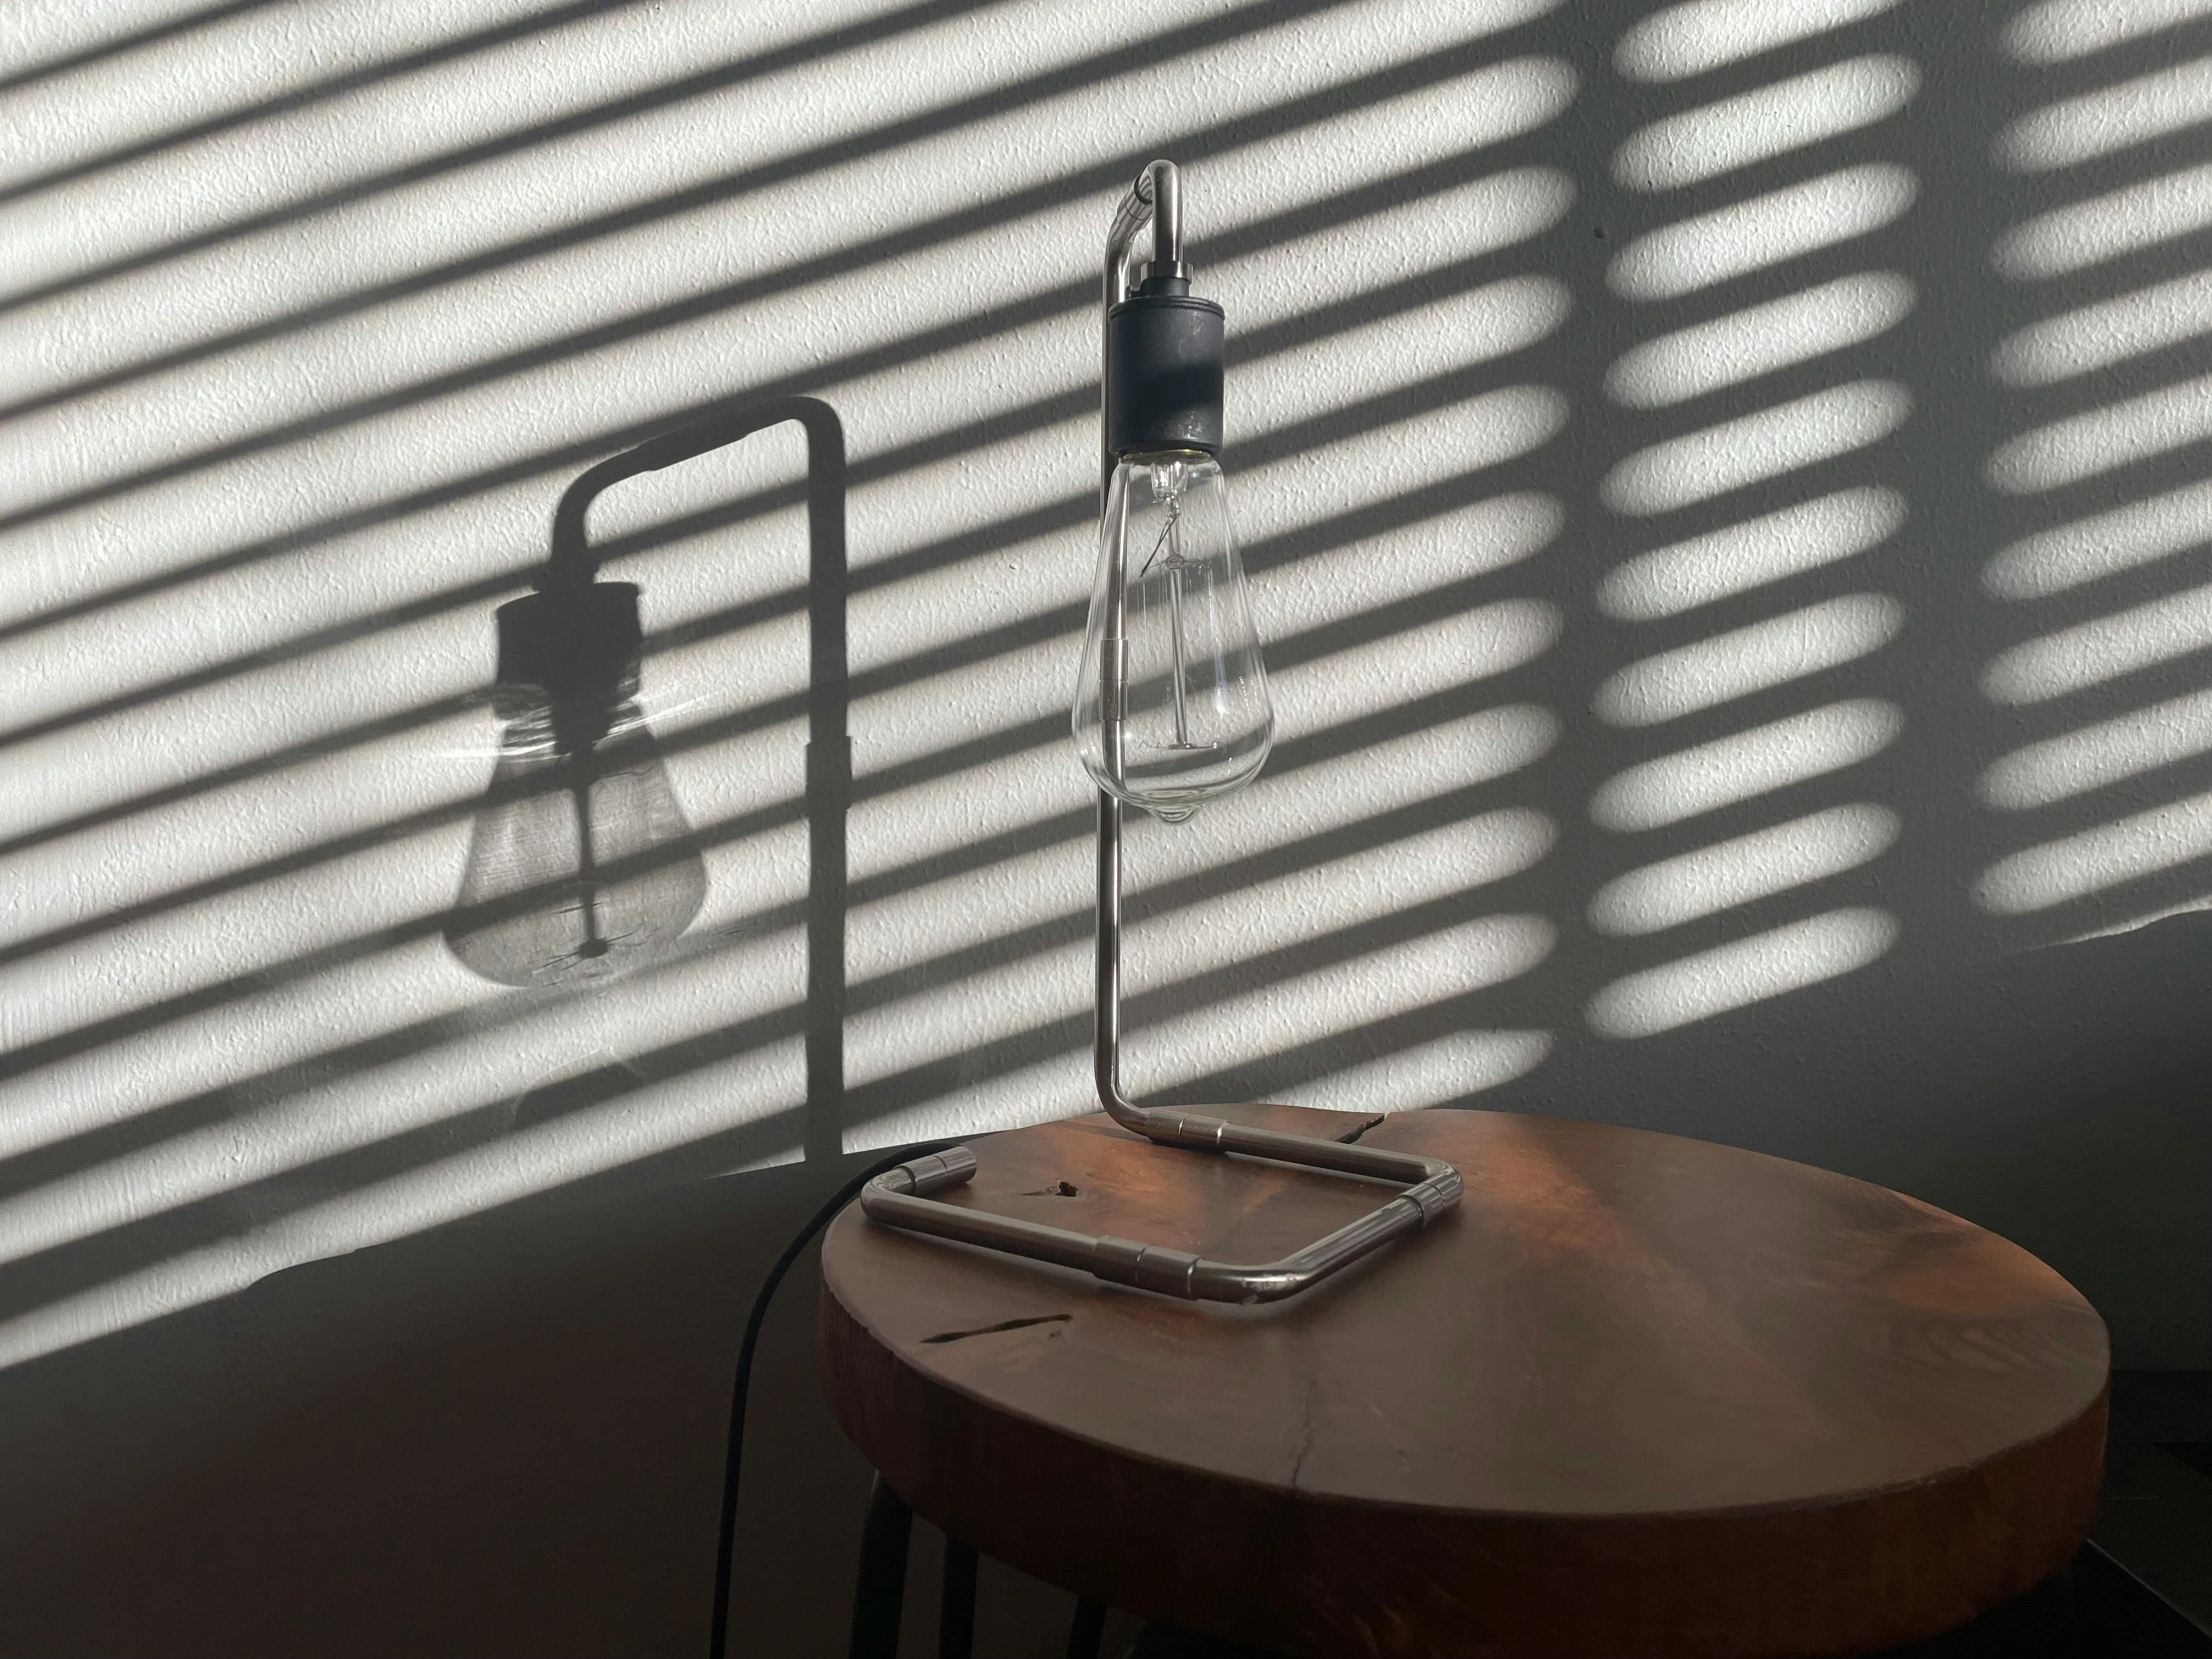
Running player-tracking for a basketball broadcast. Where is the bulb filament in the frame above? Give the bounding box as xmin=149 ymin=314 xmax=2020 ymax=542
xmin=1138 ymin=472 xmax=1209 ymax=754
xmin=566 ymin=749 xmax=610 ymax=963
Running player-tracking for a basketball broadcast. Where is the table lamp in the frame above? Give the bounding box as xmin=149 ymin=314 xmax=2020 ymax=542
xmin=862 ymin=161 xmax=1461 ymax=1303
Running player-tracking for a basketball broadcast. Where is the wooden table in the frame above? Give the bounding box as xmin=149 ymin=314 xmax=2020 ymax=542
xmin=819 ymin=1105 xmax=2109 ymax=1658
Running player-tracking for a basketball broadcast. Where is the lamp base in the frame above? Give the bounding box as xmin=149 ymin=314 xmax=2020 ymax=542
xmin=858 ymin=1105 xmax=1459 ymax=1304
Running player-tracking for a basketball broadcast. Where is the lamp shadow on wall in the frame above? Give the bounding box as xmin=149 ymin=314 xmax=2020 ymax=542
xmin=0 ymin=0 xmax=2206 ymax=1382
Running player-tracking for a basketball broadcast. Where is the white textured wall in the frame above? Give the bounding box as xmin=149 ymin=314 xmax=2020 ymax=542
xmin=2 ymin=0 xmax=2208 ymax=1392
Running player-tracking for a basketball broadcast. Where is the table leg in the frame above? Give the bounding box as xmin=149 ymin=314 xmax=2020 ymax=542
xmin=939 ymin=1536 xmax=977 ymax=1659
xmin=847 ymin=1474 xmax=912 ymax=1659
xmin=1067 ymin=1596 xmax=1107 ymax=1659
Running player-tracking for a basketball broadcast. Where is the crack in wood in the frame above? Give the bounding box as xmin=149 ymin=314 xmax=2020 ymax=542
xmin=920 ymin=1314 xmax=1073 ymax=1345
xmin=1288 ymin=1381 xmax=1320 ymax=1493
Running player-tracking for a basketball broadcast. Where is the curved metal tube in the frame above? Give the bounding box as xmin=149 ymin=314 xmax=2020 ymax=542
xmin=860 ymin=1144 xmax=1461 ymax=1304
xmin=862 ymin=163 xmax=1463 ymax=1301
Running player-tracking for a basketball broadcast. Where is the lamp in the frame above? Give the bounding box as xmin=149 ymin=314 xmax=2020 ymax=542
xmin=861 ymin=161 xmax=1461 ymax=1303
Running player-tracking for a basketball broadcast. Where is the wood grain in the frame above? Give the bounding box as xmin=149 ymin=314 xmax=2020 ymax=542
xmin=820 ymin=1106 xmax=2108 ymax=1658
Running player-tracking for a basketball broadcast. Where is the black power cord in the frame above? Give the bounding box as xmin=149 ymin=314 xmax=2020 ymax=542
xmin=707 ymin=1139 xmax=963 ymax=1659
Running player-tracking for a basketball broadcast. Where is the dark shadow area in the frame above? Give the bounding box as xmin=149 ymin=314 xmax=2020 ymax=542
xmin=2094 ymin=1371 xmax=2212 ymax=1654
xmin=1123 ymin=1556 xmax=2209 ymax=1658
xmin=0 ymin=1148 xmax=1004 ymax=1658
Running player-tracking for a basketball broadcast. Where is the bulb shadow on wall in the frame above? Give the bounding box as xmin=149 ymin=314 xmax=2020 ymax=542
xmin=0 ymin=35 xmax=1590 ymax=892
xmin=0 ymin=191 xmax=1578 ymax=1071
xmin=0 ymin=0 xmax=2207 ymax=1379
xmin=0 ymin=160 xmax=1591 ymax=1033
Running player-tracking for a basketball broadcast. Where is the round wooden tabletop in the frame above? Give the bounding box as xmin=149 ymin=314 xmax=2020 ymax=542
xmin=819 ymin=1105 xmax=2108 ymax=1659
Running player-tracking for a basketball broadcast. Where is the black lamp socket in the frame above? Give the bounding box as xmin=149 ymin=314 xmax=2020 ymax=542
xmin=1106 ymin=276 xmax=1224 ymax=459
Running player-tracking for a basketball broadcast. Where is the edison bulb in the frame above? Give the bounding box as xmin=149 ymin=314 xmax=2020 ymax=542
xmin=1072 ymin=448 xmax=1272 ymax=822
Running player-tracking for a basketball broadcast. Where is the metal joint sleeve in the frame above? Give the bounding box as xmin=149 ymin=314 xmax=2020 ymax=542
xmin=1090 ymin=1235 xmax=1200 ymax=1297
xmin=1405 ymin=1168 xmax=1462 ymax=1225
xmin=883 ymin=1147 xmax=978 ymax=1197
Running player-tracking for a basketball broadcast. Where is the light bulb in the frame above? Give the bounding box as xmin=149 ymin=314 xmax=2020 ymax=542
xmin=1073 ymin=447 xmax=1272 ymax=822
xmin=444 ymin=583 xmax=707 ymax=987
